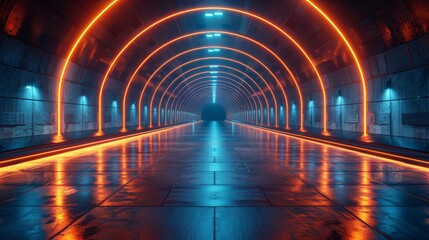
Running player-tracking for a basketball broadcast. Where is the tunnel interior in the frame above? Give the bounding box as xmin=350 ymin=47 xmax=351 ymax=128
xmin=0 ymin=0 xmax=427 ymax=150
xmin=201 ymin=104 xmax=227 ymax=121
xmin=0 ymin=0 xmax=429 ymax=239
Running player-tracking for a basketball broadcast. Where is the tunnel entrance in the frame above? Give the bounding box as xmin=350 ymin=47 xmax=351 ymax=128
xmin=201 ymin=104 xmax=226 ymax=121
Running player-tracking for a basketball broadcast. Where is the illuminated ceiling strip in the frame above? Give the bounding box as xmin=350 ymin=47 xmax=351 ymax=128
xmin=157 ymin=63 xmax=269 ymax=126
xmin=306 ymin=0 xmax=368 ymax=137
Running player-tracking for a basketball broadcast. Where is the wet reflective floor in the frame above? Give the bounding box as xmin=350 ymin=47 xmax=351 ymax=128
xmin=0 ymin=121 xmax=428 ymax=239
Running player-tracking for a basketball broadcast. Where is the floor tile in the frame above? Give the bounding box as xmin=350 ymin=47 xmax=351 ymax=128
xmin=215 ymin=207 xmax=385 ymax=239
xmin=164 ymin=185 xmax=269 ymax=206
xmin=0 ymin=207 xmax=89 ymax=239
xmin=348 ymin=206 xmax=429 ymax=239
xmin=54 ymin=207 xmax=214 ymax=239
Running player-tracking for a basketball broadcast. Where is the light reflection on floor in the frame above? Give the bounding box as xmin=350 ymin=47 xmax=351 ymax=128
xmin=0 ymin=121 xmax=428 ymax=239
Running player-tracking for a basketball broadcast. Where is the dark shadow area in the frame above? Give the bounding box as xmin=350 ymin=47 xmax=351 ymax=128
xmin=201 ymin=104 xmax=226 ymax=121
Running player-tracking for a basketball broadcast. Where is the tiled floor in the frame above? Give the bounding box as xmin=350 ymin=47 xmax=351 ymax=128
xmin=0 ymin=121 xmax=428 ymax=239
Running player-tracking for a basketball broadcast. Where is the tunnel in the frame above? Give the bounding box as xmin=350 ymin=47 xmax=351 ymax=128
xmin=0 ymin=0 xmax=428 ymax=238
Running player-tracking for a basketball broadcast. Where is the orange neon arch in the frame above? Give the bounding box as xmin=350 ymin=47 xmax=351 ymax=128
xmin=58 ymin=5 xmax=366 ymax=138
xmin=176 ymin=86 xmax=250 ymax=123
xmin=55 ymin=0 xmax=119 ymax=142
xmin=137 ymin=57 xmax=272 ymax=129
xmin=155 ymin=65 xmax=270 ymax=126
xmin=137 ymin=47 xmax=284 ymax=129
xmin=161 ymin=69 xmax=266 ymax=125
xmin=305 ymin=0 xmax=368 ymax=137
xmin=165 ymin=76 xmax=262 ymax=125
xmin=174 ymin=86 xmax=251 ymax=123
xmin=94 ymin=7 xmax=327 ymax=134
xmin=121 ymin=30 xmax=300 ymax=130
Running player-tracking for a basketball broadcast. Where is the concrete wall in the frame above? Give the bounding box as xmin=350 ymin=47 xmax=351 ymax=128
xmin=289 ymin=33 xmax=429 ymax=146
xmin=0 ymin=32 xmax=196 ymax=141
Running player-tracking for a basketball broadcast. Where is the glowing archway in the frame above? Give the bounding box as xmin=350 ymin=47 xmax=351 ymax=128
xmin=159 ymin=67 xmax=267 ymax=125
xmin=134 ymin=48 xmax=284 ymax=129
xmin=165 ymin=76 xmax=262 ymax=125
xmin=56 ymin=4 xmax=368 ymax=140
xmin=151 ymin=63 xmax=272 ymax=126
xmin=120 ymin=30 xmax=304 ymax=131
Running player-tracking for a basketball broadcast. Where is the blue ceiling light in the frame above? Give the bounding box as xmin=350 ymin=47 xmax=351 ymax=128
xmin=205 ymin=12 xmax=223 ymax=17
xmin=206 ymin=33 xmax=222 ymax=38
xmin=209 ymin=65 xmax=219 ymax=68
xmin=208 ymin=48 xmax=220 ymax=53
